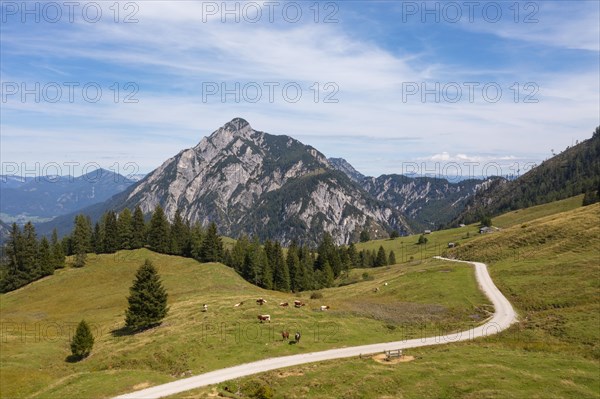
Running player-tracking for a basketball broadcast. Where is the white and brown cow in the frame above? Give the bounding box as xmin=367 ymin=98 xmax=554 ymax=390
xmin=256 ymin=298 xmax=267 ymax=305
xmin=320 ymin=305 xmax=330 ymax=311
xmin=257 ymin=314 xmax=271 ymax=323
xmin=279 ymin=302 xmax=289 ymax=307
xmin=294 ymin=300 xmax=305 ymax=308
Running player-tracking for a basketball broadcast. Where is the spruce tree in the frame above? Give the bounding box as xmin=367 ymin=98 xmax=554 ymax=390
xmin=375 ymin=245 xmax=387 ymax=267
xmin=22 ymin=222 xmax=40 ymax=280
xmin=0 ymin=223 xmax=23 ymax=292
xmin=72 ymin=214 xmax=92 ymax=262
xmin=117 ymin=208 xmax=134 ymax=250
xmin=102 ymin=211 xmax=119 ymax=253
xmin=38 ymin=237 xmax=54 ymax=276
xmin=169 ymin=210 xmax=187 ymax=255
xmin=322 ymin=261 xmax=334 ymax=288
xmin=131 ymin=206 xmax=146 ymax=249
xmin=125 ymin=259 xmax=169 ymax=331
xmin=388 ymin=250 xmax=396 ymax=265
xmin=70 ymin=320 xmax=94 ymax=359
xmin=91 ymin=222 xmax=103 ymax=253
xmin=271 ymin=241 xmax=290 ymax=292
xmin=287 ymin=242 xmax=303 ymax=292
xmin=200 ymin=222 xmax=223 ymax=262
xmin=51 ymin=228 xmax=65 ymax=269
xmin=148 ymin=206 xmax=170 ymax=253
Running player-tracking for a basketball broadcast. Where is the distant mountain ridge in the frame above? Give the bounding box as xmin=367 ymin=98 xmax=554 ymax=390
xmin=1 ymin=169 xmax=135 ymax=222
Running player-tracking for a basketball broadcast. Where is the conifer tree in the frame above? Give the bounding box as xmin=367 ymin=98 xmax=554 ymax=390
xmin=91 ymin=222 xmax=103 ymax=254
xmin=0 ymin=223 xmax=23 ymax=292
xmin=125 ymin=260 xmax=169 ymax=331
xmin=322 ymin=261 xmax=334 ymax=288
xmin=200 ymin=222 xmax=223 ymax=262
xmin=51 ymin=228 xmax=65 ymax=269
xmin=271 ymin=241 xmax=290 ymax=292
xmin=70 ymin=320 xmax=94 ymax=359
xmin=117 ymin=208 xmax=134 ymax=250
xmin=375 ymin=245 xmax=387 ymax=267
xmin=287 ymin=242 xmax=302 ymax=292
xmin=21 ymin=222 xmax=40 ymax=280
xmin=169 ymin=210 xmax=187 ymax=255
xmin=102 ymin=211 xmax=119 ymax=253
xmin=72 ymin=214 xmax=92 ymax=256
xmin=131 ymin=206 xmax=146 ymax=249
xmin=147 ymin=206 xmax=170 ymax=253
xmin=38 ymin=236 xmax=53 ymax=276
xmin=388 ymin=250 xmax=396 ymax=265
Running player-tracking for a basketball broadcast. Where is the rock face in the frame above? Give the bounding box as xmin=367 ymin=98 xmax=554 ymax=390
xmin=360 ymin=175 xmax=490 ymax=231
xmin=328 ymin=158 xmax=365 ymax=184
xmin=118 ymin=118 xmax=409 ymax=245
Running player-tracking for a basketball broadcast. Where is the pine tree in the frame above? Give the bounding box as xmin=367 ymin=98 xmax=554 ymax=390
xmin=375 ymin=245 xmax=387 ymax=267
xmin=169 ymin=210 xmax=187 ymax=255
xmin=322 ymin=261 xmax=334 ymax=288
xmin=200 ymin=222 xmax=223 ymax=262
xmin=131 ymin=206 xmax=146 ymax=249
xmin=117 ymin=208 xmax=134 ymax=250
xmin=72 ymin=214 xmax=92 ymax=257
xmin=125 ymin=260 xmax=169 ymax=331
xmin=91 ymin=222 xmax=103 ymax=253
xmin=21 ymin=222 xmax=40 ymax=280
xmin=38 ymin=237 xmax=54 ymax=276
xmin=231 ymin=235 xmax=250 ymax=274
xmin=102 ymin=211 xmax=119 ymax=253
xmin=271 ymin=241 xmax=290 ymax=292
xmin=51 ymin=229 xmax=65 ymax=269
xmin=347 ymin=243 xmax=358 ymax=267
xmin=148 ymin=206 xmax=170 ymax=253
xmin=287 ymin=242 xmax=302 ymax=292
xmin=388 ymin=250 xmax=396 ymax=265
xmin=360 ymin=230 xmax=370 ymax=242
xmin=70 ymin=320 xmax=94 ymax=359
xmin=0 ymin=223 xmax=23 ymax=292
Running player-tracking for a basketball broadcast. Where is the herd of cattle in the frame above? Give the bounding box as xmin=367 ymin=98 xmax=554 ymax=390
xmin=200 ymin=297 xmax=328 ymax=343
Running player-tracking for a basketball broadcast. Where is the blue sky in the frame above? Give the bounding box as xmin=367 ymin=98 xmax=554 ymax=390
xmin=1 ymin=0 xmax=599 ymax=179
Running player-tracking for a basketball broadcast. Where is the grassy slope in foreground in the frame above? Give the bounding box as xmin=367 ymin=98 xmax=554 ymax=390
xmin=178 ymin=201 xmax=599 ymax=399
xmin=1 ymin=247 xmax=488 ymax=398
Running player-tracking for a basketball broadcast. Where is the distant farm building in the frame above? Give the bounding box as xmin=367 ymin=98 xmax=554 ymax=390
xmin=424 ymin=230 xmax=432 ymax=234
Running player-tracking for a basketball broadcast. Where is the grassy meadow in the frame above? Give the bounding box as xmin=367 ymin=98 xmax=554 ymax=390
xmin=1 ymin=248 xmax=488 ymax=398
xmin=172 ymin=200 xmax=600 ymax=399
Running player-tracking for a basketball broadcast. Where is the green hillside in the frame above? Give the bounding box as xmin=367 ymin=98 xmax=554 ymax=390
xmin=0 ymin=249 xmax=488 ymax=398
xmin=454 ymin=127 xmax=599 ymax=225
xmin=180 ymin=202 xmax=600 ymax=399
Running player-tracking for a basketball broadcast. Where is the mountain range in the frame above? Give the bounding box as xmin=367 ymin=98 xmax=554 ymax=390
xmin=0 ymin=170 xmax=135 ymax=223
xmin=37 ymin=118 xmax=498 ymax=244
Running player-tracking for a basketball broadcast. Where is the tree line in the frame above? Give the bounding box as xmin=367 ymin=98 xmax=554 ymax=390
xmin=0 ymin=223 xmax=65 ymax=293
xmin=64 ymin=205 xmax=398 ymax=292
xmin=1 ymin=205 xmax=398 ymax=293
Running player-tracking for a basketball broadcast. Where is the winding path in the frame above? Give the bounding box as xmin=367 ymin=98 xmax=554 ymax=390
xmin=114 ymin=257 xmax=517 ymax=399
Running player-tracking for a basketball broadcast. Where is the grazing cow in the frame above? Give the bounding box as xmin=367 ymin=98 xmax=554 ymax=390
xmin=256 ymin=298 xmax=267 ymax=305
xmin=384 ymin=282 xmax=388 ymax=286
xmin=373 ymin=287 xmax=380 ymax=293
xmin=320 ymin=305 xmax=330 ymax=311
xmin=257 ymin=314 xmax=271 ymax=323
xmin=294 ymin=331 xmax=301 ymax=343
xmin=281 ymin=331 xmax=290 ymax=340
xmin=279 ymin=302 xmax=289 ymax=307
xmin=234 ymin=301 xmax=244 ymax=307
xmin=294 ymin=300 xmax=305 ymax=308
xmin=202 ymin=304 xmax=208 ymax=312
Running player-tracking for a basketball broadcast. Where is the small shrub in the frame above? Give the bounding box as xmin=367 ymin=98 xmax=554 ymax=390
xmin=310 ymin=292 xmax=323 ymax=299
xmin=241 ymin=379 xmax=274 ymax=399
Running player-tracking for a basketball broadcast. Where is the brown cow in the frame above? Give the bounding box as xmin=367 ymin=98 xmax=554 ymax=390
xmin=256 ymin=298 xmax=267 ymax=305
xmin=279 ymin=302 xmax=289 ymax=307
xmin=294 ymin=300 xmax=305 ymax=308
xmin=257 ymin=314 xmax=271 ymax=323
xmin=281 ymin=330 xmax=290 ymax=340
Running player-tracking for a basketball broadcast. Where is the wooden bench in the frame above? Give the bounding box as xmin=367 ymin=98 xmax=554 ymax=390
xmin=384 ymin=349 xmax=402 ymax=360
